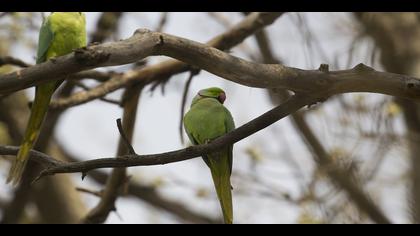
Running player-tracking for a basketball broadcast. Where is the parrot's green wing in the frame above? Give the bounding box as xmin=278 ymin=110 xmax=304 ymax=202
xmin=186 ymin=106 xmax=234 ymax=173
xmin=199 ymin=108 xmax=234 ymax=174
xmin=184 ymin=125 xmax=212 ymax=167
xmin=36 ymin=18 xmax=54 ymax=64
xmin=224 ymin=110 xmax=235 ymax=175
xmin=188 ymin=132 xmax=214 ymax=171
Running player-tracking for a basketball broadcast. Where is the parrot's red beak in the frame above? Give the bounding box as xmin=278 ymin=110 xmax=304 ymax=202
xmin=218 ymin=92 xmax=226 ymax=104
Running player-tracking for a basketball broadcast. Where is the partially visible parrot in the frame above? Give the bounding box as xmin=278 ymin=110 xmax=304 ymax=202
xmin=7 ymin=12 xmax=86 ymax=185
xmin=183 ymin=87 xmax=235 ymax=224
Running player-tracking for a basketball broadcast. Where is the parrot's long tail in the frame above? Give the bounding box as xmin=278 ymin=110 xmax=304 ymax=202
xmin=7 ymin=85 xmax=55 ymax=185
xmin=208 ymin=153 xmax=233 ymax=224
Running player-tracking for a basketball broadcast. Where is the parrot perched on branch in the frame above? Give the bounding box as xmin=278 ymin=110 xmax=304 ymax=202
xmin=183 ymin=87 xmax=235 ymax=224
xmin=7 ymin=12 xmax=87 ymax=185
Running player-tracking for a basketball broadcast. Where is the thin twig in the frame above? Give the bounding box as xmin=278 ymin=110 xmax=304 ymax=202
xmin=0 ymin=56 xmax=31 ymax=68
xmin=75 ymin=187 xmax=103 ymax=198
xmin=116 ymin=118 xmax=136 ymax=155
xmin=71 ymin=80 xmax=121 ymax=106
xmin=41 ymin=95 xmax=311 ymax=175
xmin=0 ymin=146 xmax=62 ymax=167
xmin=156 ymin=12 xmax=168 ymax=32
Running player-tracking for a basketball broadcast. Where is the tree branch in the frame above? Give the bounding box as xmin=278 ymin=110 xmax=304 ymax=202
xmin=0 ymin=56 xmax=31 ymax=68
xmin=0 ymin=55 xmax=117 ymax=83
xmin=0 ymin=12 xmax=284 ymax=108
xmin=49 ymin=12 xmax=283 ymax=109
xmin=0 ymin=94 xmax=314 ymax=179
xmin=1 ymin=26 xmax=420 ymax=104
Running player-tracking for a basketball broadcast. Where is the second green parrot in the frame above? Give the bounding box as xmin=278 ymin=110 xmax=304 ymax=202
xmin=183 ymin=87 xmax=235 ymax=224
xmin=7 ymin=12 xmax=87 ymax=185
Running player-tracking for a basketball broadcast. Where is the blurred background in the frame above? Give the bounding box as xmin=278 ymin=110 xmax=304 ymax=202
xmin=0 ymin=12 xmax=418 ymax=223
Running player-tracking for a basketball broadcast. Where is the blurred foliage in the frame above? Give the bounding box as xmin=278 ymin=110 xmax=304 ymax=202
xmin=385 ymin=101 xmax=401 ymax=118
xmin=0 ymin=65 xmax=13 ymax=74
xmin=0 ymin=122 xmax=11 ymax=145
xmin=196 ymin=187 xmax=210 ymax=198
xmin=297 ymin=209 xmax=324 ymax=224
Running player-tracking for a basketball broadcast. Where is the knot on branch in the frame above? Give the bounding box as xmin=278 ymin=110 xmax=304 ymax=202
xmin=157 ymin=35 xmax=164 ymax=47
xmin=318 ymin=64 xmax=329 ymax=73
xmin=353 ymin=63 xmax=374 ymax=73
xmin=74 ymin=47 xmax=111 ymax=66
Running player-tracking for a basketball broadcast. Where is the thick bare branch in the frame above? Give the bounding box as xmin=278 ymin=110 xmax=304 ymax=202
xmin=51 ymin=12 xmax=283 ymax=109
xmin=1 ymin=28 xmax=420 ymax=105
xmin=0 ymin=12 xmax=284 ymax=105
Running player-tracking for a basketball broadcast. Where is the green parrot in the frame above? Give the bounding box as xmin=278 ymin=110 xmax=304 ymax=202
xmin=183 ymin=87 xmax=235 ymax=224
xmin=7 ymin=12 xmax=87 ymax=185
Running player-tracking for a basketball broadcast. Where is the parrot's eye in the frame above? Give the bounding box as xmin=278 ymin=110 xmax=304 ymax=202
xmin=218 ymin=93 xmax=226 ymax=104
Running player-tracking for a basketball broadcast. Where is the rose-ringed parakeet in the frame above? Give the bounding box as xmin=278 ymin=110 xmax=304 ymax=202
xmin=7 ymin=12 xmax=87 ymax=185
xmin=183 ymin=87 xmax=235 ymax=224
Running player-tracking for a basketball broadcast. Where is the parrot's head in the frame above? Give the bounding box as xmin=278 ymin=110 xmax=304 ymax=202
xmin=191 ymin=87 xmax=227 ymax=107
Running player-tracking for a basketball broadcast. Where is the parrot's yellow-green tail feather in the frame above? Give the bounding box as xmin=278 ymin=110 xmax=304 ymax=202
xmin=215 ymin=173 xmax=233 ymax=224
xmin=7 ymin=141 xmax=34 ymax=185
xmin=7 ymin=85 xmax=54 ymax=185
xmin=209 ymin=153 xmax=233 ymax=224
